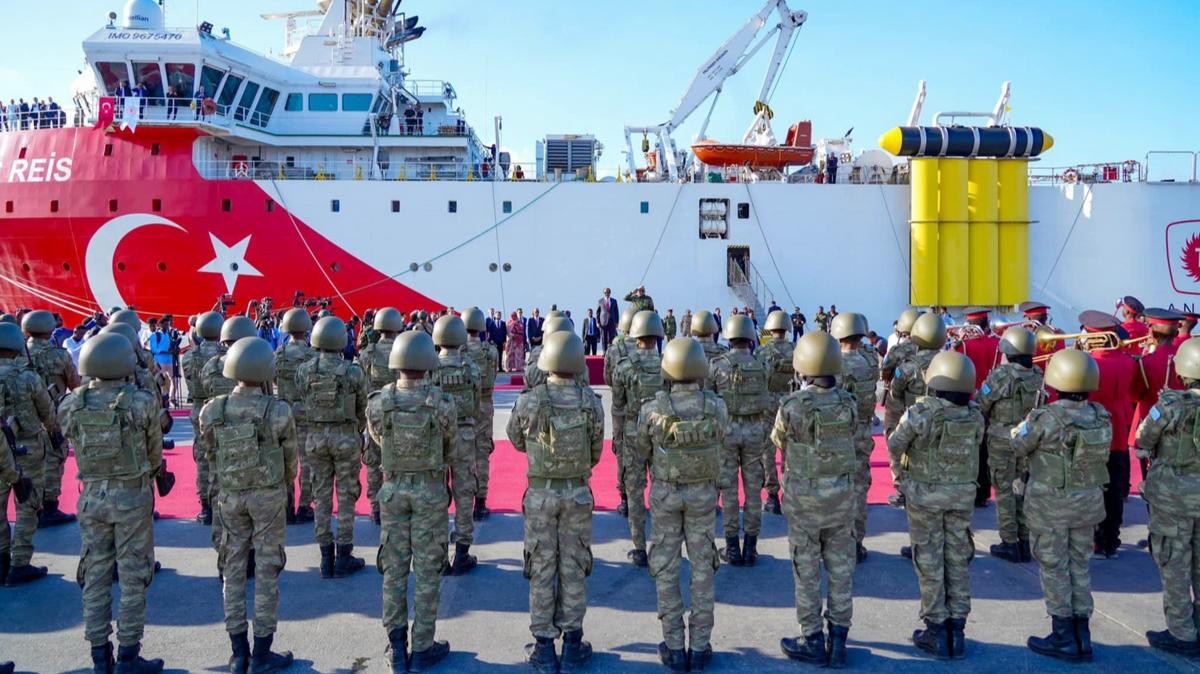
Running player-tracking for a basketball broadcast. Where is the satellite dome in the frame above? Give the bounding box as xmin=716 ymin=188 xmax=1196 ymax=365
xmin=122 ymin=0 xmax=164 ymax=31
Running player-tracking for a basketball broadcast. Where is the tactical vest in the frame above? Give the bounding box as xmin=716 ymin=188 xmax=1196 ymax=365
xmin=0 ymin=362 xmax=42 ymax=436
xmin=526 ymin=384 xmax=593 ymax=480
xmin=28 ymin=341 xmax=67 ymax=396
xmin=1157 ymin=392 xmax=1200 ymax=469
xmin=764 ymin=342 xmax=795 ymax=394
xmin=467 ymin=341 xmax=497 ymax=392
xmin=187 ymin=343 xmax=224 ymax=392
xmin=205 ymin=358 xmax=237 ymax=399
xmin=625 ymin=352 xmax=665 ymax=416
xmin=893 ymin=349 xmax=937 ymax=408
xmin=366 ymin=340 xmax=396 ymax=391
xmin=989 ymin=366 xmax=1042 ymax=427
xmin=650 ymin=391 xmax=721 ymax=484
xmin=305 ymin=358 xmax=357 ymax=424
xmin=717 ymin=353 xmax=771 ymax=416
xmin=904 ymin=401 xmax=981 ymax=484
xmin=843 ymin=350 xmax=879 ymax=420
xmin=783 ymin=389 xmax=857 ymax=479
xmin=435 ymin=360 xmax=478 ymax=423
xmin=274 ymin=343 xmax=311 ymax=403
xmin=209 ymin=396 xmax=284 ymax=491
xmin=68 ymin=384 xmax=147 ymax=480
xmin=1029 ymin=403 xmax=1111 ymax=490
xmin=379 ymin=385 xmax=444 ymax=474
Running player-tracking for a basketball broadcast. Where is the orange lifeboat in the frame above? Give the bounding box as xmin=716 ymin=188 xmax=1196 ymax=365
xmin=692 ymin=120 xmax=814 ymax=169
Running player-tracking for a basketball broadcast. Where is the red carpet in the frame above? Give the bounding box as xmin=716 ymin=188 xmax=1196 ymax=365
xmin=11 ymin=435 xmax=1147 ymax=520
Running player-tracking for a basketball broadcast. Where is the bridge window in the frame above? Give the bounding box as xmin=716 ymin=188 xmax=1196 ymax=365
xmin=217 ymin=75 xmax=244 ymax=109
xmin=252 ymin=88 xmax=279 ymax=126
xmin=391 ymin=200 xmax=400 ymax=213
xmin=198 ymin=66 xmax=225 ymax=99
xmin=331 ymin=199 xmax=341 ymax=213
xmin=284 ymin=93 xmax=303 ymax=111
xmin=640 ymin=201 xmax=649 ymax=214
xmin=235 ymin=81 xmax=260 ymax=122
xmin=132 ymin=62 xmax=164 ymax=104
xmin=308 ymin=94 xmax=337 ymax=112
xmin=448 ymin=200 xmax=457 ymax=213
xmin=502 ymin=201 xmax=512 ymax=214
xmin=342 ymin=94 xmax=373 ymax=112
xmin=95 ymin=62 xmax=130 ymax=95
xmin=165 ymin=63 xmax=195 ymax=98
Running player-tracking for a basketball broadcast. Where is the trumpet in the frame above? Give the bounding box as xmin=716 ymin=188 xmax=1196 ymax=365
xmin=1031 ymin=330 xmax=1139 ymax=363
xmin=947 ymin=324 xmax=985 ymax=341
xmin=990 ymin=319 xmax=1048 ymax=337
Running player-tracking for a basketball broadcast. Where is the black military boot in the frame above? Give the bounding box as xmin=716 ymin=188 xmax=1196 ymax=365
xmin=1147 ymin=629 xmax=1200 ymax=656
xmin=743 ymin=534 xmax=759 ymax=566
xmin=114 ymin=642 xmax=164 ymax=673
xmin=371 ymin=503 xmax=382 ymax=526
xmin=946 ymin=618 xmax=966 ymax=659
xmin=524 ymin=636 xmax=559 ymax=674
xmin=197 ymin=501 xmax=213 ymax=526
xmin=4 ymin=562 xmax=47 ymax=586
xmin=39 ymin=498 xmax=77 ymax=527
xmin=560 ymin=629 xmax=592 ymax=673
xmin=989 ymin=541 xmax=1020 ymax=562
xmin=781 ymin=630 xmax=827 ymax=665
xmin=334 ymin=544 xmax=366 ymax=578
xmin=387 ymin=627 xmax=407 ymax=674
xmin=912 ymin=620 xmax=950 ymax=659
xmin=295 ymin=505 xmax=314 ymax=523
xmin=1018 ymin=539 xmax=1032 ymax=562
xmin=617 ymin=493 xmax=629 ymax=518
xmin=449 ymin=542 xmax=478 ymax=576
xmin=249 ymin=634 xmax=293 ymax=674
xmin=1028 ymin=616 xmax=1085 ymax=661
xmin=229 ymin=631 xmax=251 ymax=674
xmin=408 ymin=640 xmax=450 ymax=672
xmin=473 ymin=498 xmax=491 ymax=521
xmin=319 ymin=544 xmax=335 ymax=579
xmin=0 ymin=551 xmax=9 ymax=585
xmin=247 ymin=549 xmax=256 ymax=579
xmin=657 ymin=642 xmax=687 ymax=672
xmin=91 ymin=642 xmax=115 ymax=674
xmin=763 ymin=493 xmax=782 ymax=515
xmin=627 ymin=549 xmax=648 ymax=567
xmin=721 ymin=536 xmax=743 ymax=566
xmin=285 ymin=493 xmax=297 ymax=525
xmin=856 ymin=543 xmax=868 ymax=563
xmin=688 ymin=645 xmax=712 ymax=671
xmin=827 ymin=622 xmax=849 ymax=669
xmin=1074 ymin=615 xmax=1093 ymax=660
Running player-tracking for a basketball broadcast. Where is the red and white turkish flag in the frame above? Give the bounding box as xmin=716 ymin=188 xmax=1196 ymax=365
xmin=94 ymin=96 xmax=116 ymax=129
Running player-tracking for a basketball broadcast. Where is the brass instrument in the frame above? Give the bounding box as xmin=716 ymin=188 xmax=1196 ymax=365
xmin=990 ymin=319 xmax=1047 ymax=337
xmin=1031 ymin=330 xmax=1121 ymax=363
xmin=947 ymin=324 xmax=985 ymax=341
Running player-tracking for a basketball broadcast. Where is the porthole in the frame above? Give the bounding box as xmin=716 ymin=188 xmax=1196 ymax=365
xmin=330 ymin=262 xmax=341 ymax=272
xmin=409 ymin=262 xmax=419 ymax=272
xmin=157 ymin=262 xmax=167 ymax=272
xmin=502 ymin=262 xmax=512 ymax=272
xmin=117 ymin=262 xmax=126 ymax=272
xmin=488 ymin=262 xmax=498 ymax=272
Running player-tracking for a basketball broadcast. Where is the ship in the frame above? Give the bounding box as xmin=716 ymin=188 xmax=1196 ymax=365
xmin=1 ymin=0 xmax=1198 ymax=328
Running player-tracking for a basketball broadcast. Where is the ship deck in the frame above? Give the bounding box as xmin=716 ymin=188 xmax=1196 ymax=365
xmin=1 ymin=385 xmax=1187 ymax=673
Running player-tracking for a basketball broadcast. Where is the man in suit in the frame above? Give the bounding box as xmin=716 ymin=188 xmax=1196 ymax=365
xmin=527 ymin=308 xmax=545 ymax=348
xmin=598 ymin=288 xmax=619 ymax=353
xmin=487 ymin=310 xmax=508 ymax=370
xmin=582 ymin=309 xmax=600 ymax=356
xmin=713 ymin=308 xmax=724 ymax=344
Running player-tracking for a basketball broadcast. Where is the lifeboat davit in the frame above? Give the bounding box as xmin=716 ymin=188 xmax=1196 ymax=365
xmin=692 ymin=121 xmax=814 ymax=169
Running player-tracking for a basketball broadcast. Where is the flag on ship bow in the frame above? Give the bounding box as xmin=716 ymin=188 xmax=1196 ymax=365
xmin=94 ymin=96 xmax=116 ymax=129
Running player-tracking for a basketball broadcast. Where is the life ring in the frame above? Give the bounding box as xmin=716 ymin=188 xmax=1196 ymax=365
xmin=1062 ymin=168 xmax=1080 ymax=184
xmin=202 ymin=98 xmax=217 ymax=115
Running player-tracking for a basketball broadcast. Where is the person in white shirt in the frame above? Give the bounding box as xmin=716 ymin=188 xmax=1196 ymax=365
xmin=886 ymin=321 xmax=901 ymax=353
xmin=63 ymin=325 xmax=87 ymax=367
xmin=5 ymin=100 xmax=16 ymax=132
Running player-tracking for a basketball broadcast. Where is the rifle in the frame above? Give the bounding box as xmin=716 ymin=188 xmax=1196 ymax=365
xmin=1 ymin=417 xmax=33 ymax=503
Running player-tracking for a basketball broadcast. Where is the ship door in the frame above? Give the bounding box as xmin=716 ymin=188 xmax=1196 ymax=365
xmin=727 ymin=246 xmax=750 ymax=286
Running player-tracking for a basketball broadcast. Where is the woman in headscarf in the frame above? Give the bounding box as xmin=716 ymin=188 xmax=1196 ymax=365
xmin=505 ymin=311 xmax=525 ymax=372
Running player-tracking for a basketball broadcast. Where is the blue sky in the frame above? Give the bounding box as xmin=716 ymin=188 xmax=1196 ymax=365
xmin=3 ymin=0 xmax=1197 ymax=171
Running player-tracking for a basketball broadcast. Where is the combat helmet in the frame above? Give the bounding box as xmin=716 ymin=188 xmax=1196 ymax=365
xmin=722 ymin=314 xmax=756 ymax=342
xmin=999 ymin=327 xmax=1036 ymax=357
xmin=924 ymin=351 xmax=976 ymax=394
xmin=461 ymin=307 xmax=486 ymax=333
xmin=661 ymin=338 xmax=709 ymax=382
xmin=547 ymin=310 xmax=565 ymax=319
xmin=0 ymin=314 xmax=16 ymax=324
xmin=793 ymin=331 xmax=842 ymax=377
xmin=374 ymin=307 xmax=405 ymax=333
xmin=79 ymin=333 xmax=135 ymax=380
xmin=20 ymin=310 xmax=55 ymax=336
xmin=618 ymin=306 xmax=638 ymax=334
xmin=311 ymin=316 xmax=348 ymax=351
xmin=101 ymin=322 xmax=140 ymax=351
xmin=390 ymin=331 xmax=439 ymax=371
xmin=691 ymin=310 xmax=719 ymax=337
xmin=542 ymin=315 xmax=574 ymax=335
xmin=830 ymin=312 xmax=869 ymax=341
xmin=223 ymin=337 xmax=275 ymax=384
xmin=897 ymin=308 xmax=920 ymax=335
xmin=280 ymin=308 xmax=312 ymax=335
xmin=538 ymin=331 xmax=586 ymax=375
xmin=1175 ymin=337 xmax=1200 ymax=382
xmin=109 ymin=309 xmax=141 ymax=332
xmin=630 ymin=311 xmax=665 ymax=339
xmin=432 ymin=315 xmax=467 ymax=347
xmin=221 ymin=316 xmax=256 ymax=345
xmin=763 ymin=310 xmax=789 ymax=333
xmin=196 ymin=312 xmax=224 ymax=340
xmin=0 ymin=323 xmax=24 ymax=351
xmin=1044 ymin=349 xmax=1099 ymax=393
xmin=910 ymin=313 xmax=947 ymax=350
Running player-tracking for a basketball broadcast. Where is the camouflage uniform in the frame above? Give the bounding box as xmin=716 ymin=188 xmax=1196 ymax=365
xmin=0 ymin=357 xmax=54 ymax=568
xmin=978 ymin=363 xmax=1043 ymax=545
xmin=880 ymin=340 xmax=918 ymax=435
xmin=200 ymin=354 xmax=242 ymax=555
xmin=603 ymin=336 xmax=635 ymax=497
xmin=1137 ymin=389 xmax=1200 ymax=642
xmin=637 ymin=382 xmax=728 ymax=652
xmin=841 ymin=345 xmax=880 ymax=546
xmin=431 ymin=350 xmax=481 ymax=545
xmin=297 ymin=352 xmax=370 ymax=547
xmin=464 ymin=338 xmax=499 ymax=504
xmin=183 ymin=340 xmax=225 ymax=506
xmin=758 ymin=337 xmax=794 ymax=504
xmin=710 ymin=347 xmax=771 ymax=538
xmin=200 ymin=387 xmax=297 ymax=637
xmin=26 ymin=336 xmax=79 ymax=502
xmin=274 ymin=338 xmax=316 ymax=510
xmin=772 ymin=383 xmax=858 ymax=636
xmin=367 ymin=378 xmax=456 ymax=651
xmin=886 ymin=346 xmax=936 ymax=488
xmin=359 ymin=335 xmax=398 ymax=516
xmin=1012 ymin=400 xmax=1111 ymax=619
xmin=888 ymin=396 xmax=985 ymax=623
xmin=507 ymin=377 xmax=605 ymax=638
xmin=523 ymin=345 xmax=546 ymax=392
xmin=699 ymin=340 xmax=728 ymax=392
xmin=613 ymin=347 xmax=667 ymax=553
xmin=59 ymin=380 xmax=161 ymax=648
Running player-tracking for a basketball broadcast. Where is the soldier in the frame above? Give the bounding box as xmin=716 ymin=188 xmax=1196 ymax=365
xmin=709 ymin=314 xmax=770 ymax=566
xmin=430 ymin=315 xmax=483 ymax=575
xmin=0 ymin=383 xmax=35 ymax=588
xmin=879 ymin=309 xmax=920 ymax=436
xmin=297 ymin=316 xmax=370 ymax=579
xmin=776 ymin=331 xmax=858 ymax=667
xmin=638 ymin=338 xmax=727 ymax=672
xmin=22 ymin=309 xmax=80 ymax=527
xmin=507 ymin=332 xmax=604 ymax=673
xmin=358 ymin=307 xmax=406 ymax=525
xmin=59 ymin=333 xmax=166 ymax=673
xmin=1012 ymin=349 xmax=1110 ymax=662
xmin=524 ymin=315 xmax=574 ymax=393
xmin=603 ymin=307 xmax=638 ymax=517
xmin=461 ymin=307 xmax=500 ymax=522
xmin=886 ymin=312 xmax=943 ymax=509
xmin=274 ymin=308 xmax=317 ymax=524
xmin=624 ymin=286 xmax=655 ymax=313
xmin=1137 ymin=337 xmax=1200 ymax=656
xmin=0 ymin=321 xmax=54 ymax=586
xmin=977 ymin=327 xmax=1042 ymax=563
xmin=614 ymin=310 xmax=667 ymax=567
xmin=368 ymin=331 xmax=455 ymax=673
xmin=887 ymin=351 xmax=984 ymax=660
xmin=199 ymin=338 xmax=296 ymax=674
xmin=757 ymin=310 xmax=794 ymax=516
xmin=831 ymin=312 xmax=880 ymax=563
xmin=664 ymin=310 xmax=677 ymax=341
xmin=690 ymin=310 xmax=727 ymax=367
xmin=183 ymin=311 xmax=226 ymax=524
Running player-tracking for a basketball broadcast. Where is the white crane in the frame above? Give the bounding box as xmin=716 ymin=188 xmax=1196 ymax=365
xmin=623 ymin=0 xmax=807 ymax=181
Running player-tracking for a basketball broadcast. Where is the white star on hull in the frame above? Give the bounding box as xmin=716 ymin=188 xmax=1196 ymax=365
xmin=198 ymin=233 xmax=262 ymax=294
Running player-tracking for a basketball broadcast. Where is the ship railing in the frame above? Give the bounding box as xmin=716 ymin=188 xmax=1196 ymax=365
xmin=1144 ymin=151 xmax=1198 ymax=184
xmin=406 ymin=80 xmax=454 ymax=100
xmin=1028 ymin=160 xmax=1145 ymax=185
xmin=74 ymin=95 xmax=235 ymax=129
xmin=193 ymin=156 xmax=640 ymax=182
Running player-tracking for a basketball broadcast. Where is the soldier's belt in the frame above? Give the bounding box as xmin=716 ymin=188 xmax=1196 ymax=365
xmin=527 ymin=476 xmax=590 ymax=490
xmin=386 ymin=470 xmax=445 ymax=485
xmin=90 ymin=474 xmax=151 ymax=490
xmin=657 ymin=477 xmax=717 ymax=487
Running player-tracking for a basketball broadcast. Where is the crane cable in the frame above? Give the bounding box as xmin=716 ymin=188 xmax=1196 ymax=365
xmin=741 ymin=183 xmax=795 ymax=308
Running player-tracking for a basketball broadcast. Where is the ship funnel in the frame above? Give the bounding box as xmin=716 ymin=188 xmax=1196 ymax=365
xmin=121 ymin=0 xmax=164 ymax=31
